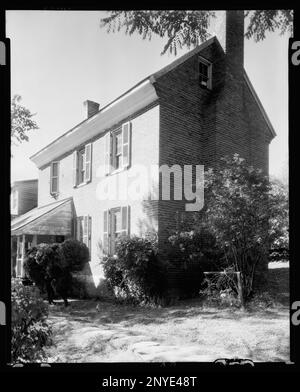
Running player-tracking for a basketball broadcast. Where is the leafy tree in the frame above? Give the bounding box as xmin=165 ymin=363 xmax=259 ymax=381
xmin=11 ymin=94 xmax=38 ymax=146
xmin=199 ymin=154 xmax=288 ymax=300
xmin=100 ymin=10 xmax=293 ymax=55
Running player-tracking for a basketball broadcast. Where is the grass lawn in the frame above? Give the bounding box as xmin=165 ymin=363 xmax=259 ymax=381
xmin=45 ymin=263 xmax=289 ymax=363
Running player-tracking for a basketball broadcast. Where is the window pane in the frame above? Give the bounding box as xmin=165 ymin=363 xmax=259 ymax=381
xmin=80 ymin=218 xmax=84 ymax=242
xmin=52 ymin=162 xmax=58 ymax=176
xmin=52 ymin=177 xmax=58 ymax=193
xmin=123 ymin=145 xmax=128 ymax=166
xmin=116 ymin=155 xmax=121 ymax=169
xmin=78 ymin=149 xmax=85 ymax=183
xmin=199 ymin=62 xmax=208 ymax=77
xmin=115 ymin=210 xmax=121 ymax=232
xmin=121 ymin=206 xmax=127 ymax=231
xmin=116 ymin=133 xmax=122 ymax=155
xmin=79 ymin=169 xmax=85 ymax=184
xmin=123 ymin=125 xmax=129 ymax=144
xmin=79 ymin=150 xmax=84 ymax=170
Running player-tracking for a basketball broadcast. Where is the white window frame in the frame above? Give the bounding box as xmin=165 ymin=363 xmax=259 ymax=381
xmin=198 ymin=56 xmax=212 ymax=90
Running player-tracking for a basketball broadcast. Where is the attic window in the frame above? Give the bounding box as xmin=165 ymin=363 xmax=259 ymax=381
xmin=198 ymin=57 xmax=212 ymax=90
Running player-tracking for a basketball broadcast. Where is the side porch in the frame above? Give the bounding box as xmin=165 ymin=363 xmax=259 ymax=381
xmin=11 ymin=197 xmax=74 ymax=278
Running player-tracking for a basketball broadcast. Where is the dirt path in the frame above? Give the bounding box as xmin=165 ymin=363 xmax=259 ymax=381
xmin=45 ymin=298 xmax=289 ymax=363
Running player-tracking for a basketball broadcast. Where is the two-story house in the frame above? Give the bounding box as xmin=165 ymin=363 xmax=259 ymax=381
xmin=11 ymin=11 xmax=276 ymax=292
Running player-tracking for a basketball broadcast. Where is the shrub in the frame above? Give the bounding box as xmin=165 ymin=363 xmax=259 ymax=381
xmin=11 ymin=279 xmax=52 ymax=363
xmin=169 ymin=227 xmax=221 ymax=268
xmin=168 ymin=227 xmax=222 ymax=297
xmin=101 ymin=235 xmax=168 ymax=304
xmin=60 ymin=239 xmax=90 ymax=272
xmin=24 ymin=240 xmax=90 ymax=302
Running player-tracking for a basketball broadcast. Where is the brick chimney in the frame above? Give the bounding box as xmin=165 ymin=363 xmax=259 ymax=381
xmin=84 ymin=100 xmax=100 ymax=118
xmin=225 ymin=10 xmax=244 ymax=78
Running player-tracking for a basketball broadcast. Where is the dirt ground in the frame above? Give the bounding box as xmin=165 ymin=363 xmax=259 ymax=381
xmin=45 ymin=263 xmax=290 ymax=363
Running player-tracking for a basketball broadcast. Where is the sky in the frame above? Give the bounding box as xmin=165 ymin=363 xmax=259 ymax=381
xmin=6 ymin=10 xmax=290 ymax=183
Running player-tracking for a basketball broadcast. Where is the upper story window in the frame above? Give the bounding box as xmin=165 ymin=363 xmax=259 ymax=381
xmin=50 ymin=161 xmax=59 ymax=196
xmin=198 ymin=56 xmax=212 ymax=90
xmin=105 ymin=122 xmax=131 ymax=175
xmin=73 ymin=143 xmax=92 ymax=187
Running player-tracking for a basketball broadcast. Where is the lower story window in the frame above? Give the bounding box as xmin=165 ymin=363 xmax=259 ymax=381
xmin=76 ymin=215 xmax=91 ymax=258
xmin=103 ymin=206 xmax=130 ymax=255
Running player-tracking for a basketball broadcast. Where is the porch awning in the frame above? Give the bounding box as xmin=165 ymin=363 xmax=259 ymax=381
xmin=11 ymin=197 xmax=73 ymax=236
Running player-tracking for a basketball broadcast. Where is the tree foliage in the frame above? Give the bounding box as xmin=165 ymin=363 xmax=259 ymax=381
xmin=100 ymin=10 xmax=293 ymax=55
xmin=245 ymin=10 xmax=293 ymax=41
xmin=11 ymin=94 xmax=38 ymax=146
xmin=101 ymin=11 xmax=214 ymax=55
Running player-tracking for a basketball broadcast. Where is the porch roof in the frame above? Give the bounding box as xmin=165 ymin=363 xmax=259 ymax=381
xmin=11 ymin=197 xmax=73 ymax=236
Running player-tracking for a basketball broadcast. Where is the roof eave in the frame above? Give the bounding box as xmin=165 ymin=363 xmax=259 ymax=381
xmin=30 ymin=79 xmax=158 ymax=168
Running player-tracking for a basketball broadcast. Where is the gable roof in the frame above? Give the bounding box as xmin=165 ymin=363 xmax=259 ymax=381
xmin=11 ymin=197 xmax=73 ymax=236
xmin=30 ymin=35 xmax=276 ymax=166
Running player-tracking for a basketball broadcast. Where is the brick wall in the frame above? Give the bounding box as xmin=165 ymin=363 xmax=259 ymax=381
xmin=154 ymin=37 xmax=273 ymax=291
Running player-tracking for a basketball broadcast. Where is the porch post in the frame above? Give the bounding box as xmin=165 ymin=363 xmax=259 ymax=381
xmin=11 ymin=237 xmax=15 ymax=277
xmin=21 ymin=234 xmax=25 ymax=278
xmin=16 ymin=236 xmax=20 ymax=277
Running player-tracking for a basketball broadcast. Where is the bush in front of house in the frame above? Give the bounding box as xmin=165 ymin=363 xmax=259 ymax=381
xmin=24 ymin=243 xmax=71 ymax=304
xmin=168 ymin=227 xmax=222 ymax=298
xmin=24 ymin=240 xmax=90 ymax=302
xmin=101 ymin=235 xmax=168 ymax=304
xmin=60 ymin=239 xmax=90 ymax=272
xmin=11 ymin=279 xmax=52 ymax=363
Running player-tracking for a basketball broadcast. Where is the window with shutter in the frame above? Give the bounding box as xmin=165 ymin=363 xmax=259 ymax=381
xmin=50 ymin=161 xmax=59 ymax=195
xmin=122 ymin=122 xmax=131 ymax=168
xmin=84 ymin=143 xmax=92 ymax=182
